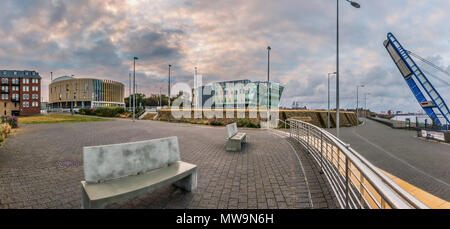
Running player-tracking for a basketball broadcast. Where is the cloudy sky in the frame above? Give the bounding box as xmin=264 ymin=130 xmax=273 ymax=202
xmin=1 ymin=0 xmax=449 ymax=112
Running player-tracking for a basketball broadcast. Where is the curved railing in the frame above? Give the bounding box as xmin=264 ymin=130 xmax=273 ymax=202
xmin=282 ymin=119 xmax=428 ymax=209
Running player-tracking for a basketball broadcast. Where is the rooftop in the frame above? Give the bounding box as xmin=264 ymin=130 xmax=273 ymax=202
xmin=0 ymin=70 xmax=41 ymax=79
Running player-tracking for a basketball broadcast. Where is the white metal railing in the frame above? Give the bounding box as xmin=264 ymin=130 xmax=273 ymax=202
xmin=282 ymin=119 xmax=429 ymax=209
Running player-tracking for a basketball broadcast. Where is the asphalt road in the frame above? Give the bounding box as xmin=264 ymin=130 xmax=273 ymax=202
xmin=328 ymin=118 xmax=450 ymax=201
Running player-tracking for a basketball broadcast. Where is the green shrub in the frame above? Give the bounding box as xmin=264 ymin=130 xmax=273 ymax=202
xmin=78 ymin=108 xmax=96 ymax=116
xmin=94 ymin=107 xmax=126 ymax=117
xmin=1 ymin=116 xmax=18 ymax=129
xmin=237 ymin=119 xmax=259 ymax=128
xmin=209 ymin=118 xmax=223 ymax=126
xmin=78 ymin=107 xmax=128 ymax=117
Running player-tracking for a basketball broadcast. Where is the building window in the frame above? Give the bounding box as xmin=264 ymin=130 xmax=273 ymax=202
xmin=1 ymin=86 xmax=8 ymax=92
xmin=23 ymin=94 xmax=29 ymax=100
xmin=2 ymin=94 xmax=8 ymax=100
xmin=23 ymin=102 xmax=29 ymax=108
xmin=2 ymin=78 xmax=8 ymax=84
xmin=32 ymin=94 xmax=38 ymax=100
xmin=23 ymin=86 xmax=29 ymax=92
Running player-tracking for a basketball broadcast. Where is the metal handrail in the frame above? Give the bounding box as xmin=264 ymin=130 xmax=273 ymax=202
xmin=284 ymin=119 xmax=429 ymax=209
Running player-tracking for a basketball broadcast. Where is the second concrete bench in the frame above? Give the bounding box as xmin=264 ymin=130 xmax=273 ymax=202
xmin=226 ymin=123 xmax=247 ymax=152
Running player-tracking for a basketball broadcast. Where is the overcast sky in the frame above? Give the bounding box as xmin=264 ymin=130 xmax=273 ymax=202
xmin=1 ymin=0 xmax=449 ymax=112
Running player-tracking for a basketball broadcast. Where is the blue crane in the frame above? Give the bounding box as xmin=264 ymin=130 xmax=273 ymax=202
xmin=383 ymin=32 xmax=450 ymax=127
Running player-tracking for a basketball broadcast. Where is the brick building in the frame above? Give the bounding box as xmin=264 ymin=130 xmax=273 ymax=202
xmin=0 ymin=70 xmax=41 ymax=116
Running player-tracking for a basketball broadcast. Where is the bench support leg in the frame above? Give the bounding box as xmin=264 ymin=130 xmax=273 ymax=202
xmin=174 ymin=169 xmax=197 ymax=192
xmin=81 ymin=184 xmax=90 ymax=209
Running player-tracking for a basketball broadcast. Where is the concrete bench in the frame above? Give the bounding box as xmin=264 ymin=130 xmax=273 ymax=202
xmin=80 ymin=136 xmax=197 ymax=209
xmin=226 ymin=123 xmax=247 ymax=152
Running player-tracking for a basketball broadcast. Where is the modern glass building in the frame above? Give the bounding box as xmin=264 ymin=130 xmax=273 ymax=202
xmin=49 ymin=76 xmax=125 ymax=109
xmin=193 ymin=79 xmax=284 ymax=109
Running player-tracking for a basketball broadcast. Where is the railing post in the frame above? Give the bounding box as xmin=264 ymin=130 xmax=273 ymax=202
xmin=307 ymin=125 xmax=310 ymax=144
xmin=289 ymin=120 xmax=292 ymax=138
xmin=320 ymin=132 xmax=324 ymax=174
xmin=345 ymin=157 xmax=349 ymax=209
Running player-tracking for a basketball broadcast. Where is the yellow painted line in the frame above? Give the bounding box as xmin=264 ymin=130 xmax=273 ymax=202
xmin=379 ymin=169 xmax=449 ymax=209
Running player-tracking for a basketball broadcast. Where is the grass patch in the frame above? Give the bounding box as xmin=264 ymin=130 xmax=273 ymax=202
xmin=18 ymin=114 xmax=110 ymax=124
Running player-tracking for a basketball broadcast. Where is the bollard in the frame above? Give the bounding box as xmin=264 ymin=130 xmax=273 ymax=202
xmin=320 ymin=132 xmax=324 ymax=174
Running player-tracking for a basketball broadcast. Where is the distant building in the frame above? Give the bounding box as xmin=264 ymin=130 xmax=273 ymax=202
xmin=192 ymin=79 xmax=284 ymax=109
xmin=49 ymin=76 xmax=125 ymax=109
xmin=0 ymin=70 xmax=41 ymax=116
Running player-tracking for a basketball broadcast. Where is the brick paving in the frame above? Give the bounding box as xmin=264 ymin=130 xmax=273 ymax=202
xmin=0 ymin=119 xmax=337 ymax=209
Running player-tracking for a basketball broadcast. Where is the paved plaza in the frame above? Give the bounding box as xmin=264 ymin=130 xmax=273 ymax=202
xmin=0 ymin=119 xmax=337 ymax=209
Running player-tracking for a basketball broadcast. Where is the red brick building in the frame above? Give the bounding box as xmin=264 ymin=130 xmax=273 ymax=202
xmin=0 ymin=70 xmax=41 ymax=116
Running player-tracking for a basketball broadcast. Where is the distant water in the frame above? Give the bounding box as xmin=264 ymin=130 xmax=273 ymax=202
xmin=391 ymin=115 xmax=449 ymax=125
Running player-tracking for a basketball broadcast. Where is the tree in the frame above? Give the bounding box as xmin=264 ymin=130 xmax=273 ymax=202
xmin=145 ymin=94 xmax=169 ymax=106
xmin=125 ymin=93 xmax=146 ymax=108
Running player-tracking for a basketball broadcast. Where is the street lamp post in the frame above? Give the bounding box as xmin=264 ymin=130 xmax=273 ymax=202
xmin=168 ymin=64 xmax=171 ymax=108
xmin=267 ymin=46 xmax=271 ymax=128
xmin=364 ymin=93 xmax=371 ymax=117
xmin=336 ymin=0 xmax=360 ymax=138
xmin=133 ymin=57 xmax=138 ymax=122
xmin=129 ymin=73 xmax=131 ymax=111
xmin=328 ymin=72 xmax=337 ymax=129
xmin=356 ymin=84 xmax=365 ymax=125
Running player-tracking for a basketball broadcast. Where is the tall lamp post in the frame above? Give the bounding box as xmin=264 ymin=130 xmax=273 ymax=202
xmin=129 ymin=73 xmax=131 ymax=111
xmin=336 ymin=0 xmax=361 ymax=137
xmin=267 ymin=46 xmax=271 ymax=128
xmin=356 ymin=84 xmax=365 ymax=125
xmin=168 ymin=64 xmax=171 ymax=108
xmin=159 ymin=87 xmax=162 ymax=107
xmin=328 ymin=72 xmax=337 ymax=129
xmin=133 ymin=57 xmax=138 ymax=122
xmin=364 ymin=93 xmax=371 ymax=117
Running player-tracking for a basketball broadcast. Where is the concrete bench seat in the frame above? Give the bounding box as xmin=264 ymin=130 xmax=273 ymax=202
xmin=226 ymin=123 xmax=247 ymax=152
xmin=81 ymin=136 xmax=197 ymax=209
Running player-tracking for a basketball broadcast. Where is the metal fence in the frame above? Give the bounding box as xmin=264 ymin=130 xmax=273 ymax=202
xmin=284 ymin=119 xmax=429 ymax=209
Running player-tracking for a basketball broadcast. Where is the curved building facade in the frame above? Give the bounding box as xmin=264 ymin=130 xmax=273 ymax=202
xmin=49 ymin=76 xmax=124 ymax=109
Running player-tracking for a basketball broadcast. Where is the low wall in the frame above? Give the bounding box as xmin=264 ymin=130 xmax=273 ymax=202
xmin=156 ymin=109 xmax=357 ymax=128
xmin=368 ymin=116 xmax=417 ymax=129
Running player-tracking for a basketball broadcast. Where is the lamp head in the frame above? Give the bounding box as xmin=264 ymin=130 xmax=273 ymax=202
xmin=348 ymin=1 xmax=361 ymax=8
